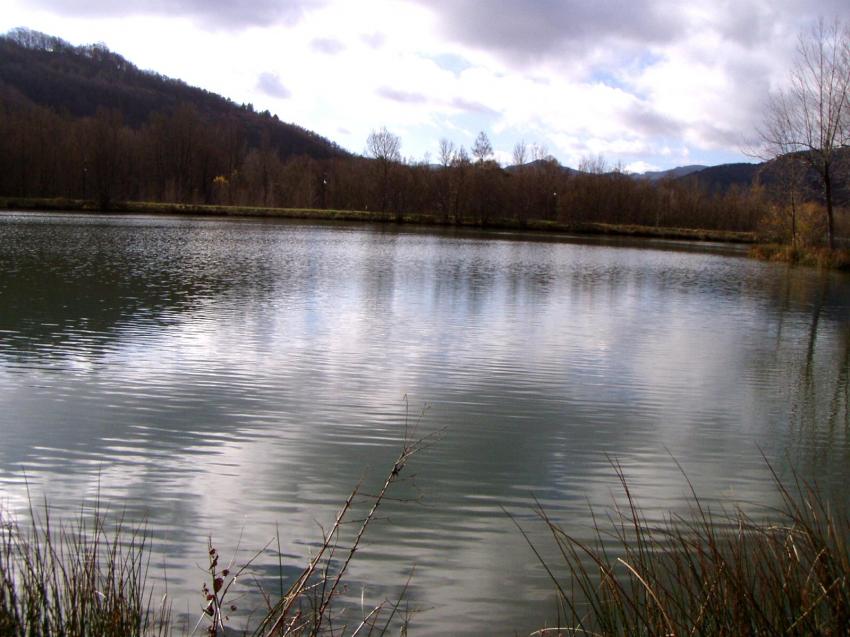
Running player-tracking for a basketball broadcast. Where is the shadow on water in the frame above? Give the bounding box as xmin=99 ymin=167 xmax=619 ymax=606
xmin=0 ymin=215 xmax=279 ymax=359
xmin=777 ymin=272 xmax=850 ymax=489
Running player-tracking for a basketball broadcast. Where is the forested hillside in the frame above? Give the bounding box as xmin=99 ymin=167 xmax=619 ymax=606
xmin=0 ymin=28 xmax=345 ymax=205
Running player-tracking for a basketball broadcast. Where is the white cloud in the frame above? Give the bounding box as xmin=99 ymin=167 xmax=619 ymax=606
xmin=625 ymin=160 xmax=661 ymax=174
xmin=256 ymin=72 xmax=292 ymax=99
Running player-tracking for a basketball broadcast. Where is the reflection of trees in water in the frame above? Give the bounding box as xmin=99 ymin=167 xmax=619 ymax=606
xmin=0 ymin=219 xmax=278 ymax=365
xmin=824 ymin=332 xmax=850 ymax=454
xmin=775 ymin=271 xmax=850 ymax=488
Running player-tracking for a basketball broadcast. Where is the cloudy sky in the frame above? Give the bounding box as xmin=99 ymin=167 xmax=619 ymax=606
xmin=3 ymin=1 xmax=849 ymax=171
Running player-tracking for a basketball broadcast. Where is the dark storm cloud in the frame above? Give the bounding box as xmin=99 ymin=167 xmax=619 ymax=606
xmin=623 ymin=104 xmax=683 ymax=138
xmin=412 ymin=0 xmax=850 ymax=64
xmin=412 ymin=0 xmax=684 ymax=62
xmin=716 ymin=3 xmax=778 ymax=49
xmin=24 ymin=0 xmax=324 ymax=29
xmin=256 ymin=72 xmax=291 ymax=99
xmin=697 ymin=121 xmax=746 ymax=149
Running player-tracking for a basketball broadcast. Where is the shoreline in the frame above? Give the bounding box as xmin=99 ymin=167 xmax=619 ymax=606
xmin=749 ymin=242 xmax=850 ymax=270
xmin=0 ymin=196 xmax=757 ymax=244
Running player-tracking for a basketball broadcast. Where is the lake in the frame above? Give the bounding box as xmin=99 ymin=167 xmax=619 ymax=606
xmin=1 ymin=211 xmax=848 ymax=635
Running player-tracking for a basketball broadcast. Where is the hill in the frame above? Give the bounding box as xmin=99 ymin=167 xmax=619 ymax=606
xmin=635 ymin=165 xmax=708 ymax=181
xmin=505 ymin=158 xmax=580 ymax=176
xmin=676 ymin=153 xmax=850 ymax=207
xmin=0 ymin=28 xmax=346 ymax=160
xmin=677 ymin=163 xmax=761 ymax=193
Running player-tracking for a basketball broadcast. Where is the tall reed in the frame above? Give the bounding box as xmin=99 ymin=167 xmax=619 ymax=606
xmin=0 ymin=425 xmax=431 ymax=637
xmin=0 ymin=500 xmax=170 ymax=636
xmin=520 ymin=460 xmax=850 ymax=636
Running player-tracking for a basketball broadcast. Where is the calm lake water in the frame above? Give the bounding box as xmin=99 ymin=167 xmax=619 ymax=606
xmin=1 ymin=211 xmax=849 ymax=635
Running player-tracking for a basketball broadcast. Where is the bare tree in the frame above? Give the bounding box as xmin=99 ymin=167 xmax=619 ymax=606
xmin=438 ymin=138 xmax=456 ymax=167
xmin=530 ymin=142 xmax=551 ymax=163
xmin=88 ymin=107 xmax=125 ymax=207
xmin=366 ymin=126 xmax=401 ymax=213
xmin=366 ymin=126 xmax=401 ymax=163
xmin=450 ymin=145 xmax=471 ymax=223
xmin=471 ymin=131 xmax=493 ymax=163
xmin=512 ymin=140 xmax=528 ymax=166
xmin=579 ymin=154 xmax=609 ymax=175
xmin=758 ymin=90 xmax=807 ymax=247
xmin=760 ymin=18 xmax=850 ymax=249
xmin=454 ymin=145 xmax=471 ymax=165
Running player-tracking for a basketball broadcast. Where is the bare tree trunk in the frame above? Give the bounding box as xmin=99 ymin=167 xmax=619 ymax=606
xmin=824 ymin=169 xmax=835 ymax=249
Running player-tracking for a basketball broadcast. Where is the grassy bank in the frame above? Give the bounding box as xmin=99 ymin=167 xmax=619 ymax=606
xmin=750 ymin=243 xmax=850 ymax=270
xmin=0 ymin=196 xmax=757 ymax=244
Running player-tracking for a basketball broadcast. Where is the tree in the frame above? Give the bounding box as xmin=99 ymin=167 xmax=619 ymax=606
xmin=366 ymin=126 xmax=402 ymax=213
xmin=438 ymin=138 xmax=456 ymax=167
xmin=471 ymin=131 xmax=493 ymax=163
xmin=579 ymin=154 xmax=608 ymax=175
xmin=530 ymin=142 xmax=553 ymax=163
xmin=512 ymin=140 xmax=528 ymax=166
xmin=366 ymin=126 xmax=401 ymax=163
xmin=87 ymin=107 xmax=125 ymax=207
xmin=454 ymin=145 xmax=470 ymax=165
xmin=450 ymin=146 xmax=472 ymax=223
xmin=760 ymin=19 xmax=850 ymax=249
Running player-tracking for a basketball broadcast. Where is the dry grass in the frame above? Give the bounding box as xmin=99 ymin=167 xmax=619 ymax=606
xmin=0 ymin=501 xmax=170 ymax=636
xmin=6 ymin=445 xmax=848 ymax=636
xmin=517 ymin=460 xmax=850 ymax=636
xmin=0 ymin=426 xmax=433 ymax=637
xmin=750 ymin=243 xmax=850 ymax=270
xmin=250 ymin=436 xmax=427 ymax=637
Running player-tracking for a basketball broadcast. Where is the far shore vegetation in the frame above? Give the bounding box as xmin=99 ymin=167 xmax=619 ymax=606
xmin=0 ymin=196 xmax=759 ymax=244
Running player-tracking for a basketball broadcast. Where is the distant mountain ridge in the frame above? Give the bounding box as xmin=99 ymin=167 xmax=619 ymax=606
xmin=675 ymin=163 xmax=761 ymax=192
xmin=503 ymin=160 xmax=755 ymax=188
xmin=677 ymin=153 xmax=850 ymax=204
xmin=633 ymin=165 xmax=708 ymax=181
xmin=506 ymin=156 xmax=848 ymax=206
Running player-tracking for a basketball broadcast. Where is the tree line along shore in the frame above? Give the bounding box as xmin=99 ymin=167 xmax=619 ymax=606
xmin=0 ymin=196 xmax=758 ymax=243
xmin=0 ymin=27 xmax=848 ymax=264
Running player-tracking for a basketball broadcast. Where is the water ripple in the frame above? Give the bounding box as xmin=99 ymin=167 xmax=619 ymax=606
xmin=0 ymin=214 xmax=848 ymax=635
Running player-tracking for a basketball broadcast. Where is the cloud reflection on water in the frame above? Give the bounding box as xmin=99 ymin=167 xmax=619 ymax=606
xmin=0 ymin=213 xmax=848 ymax=634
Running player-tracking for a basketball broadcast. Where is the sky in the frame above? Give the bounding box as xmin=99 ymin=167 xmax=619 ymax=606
xmin=2 ymin=1 xmax=849 ymax=172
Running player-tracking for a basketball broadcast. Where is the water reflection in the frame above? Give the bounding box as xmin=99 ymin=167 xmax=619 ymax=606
xmin=0 ymin=212 xmax=849 ymax=635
